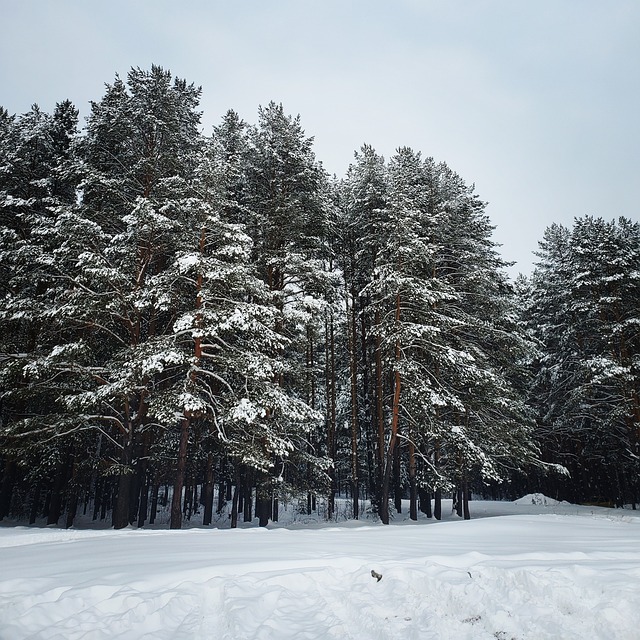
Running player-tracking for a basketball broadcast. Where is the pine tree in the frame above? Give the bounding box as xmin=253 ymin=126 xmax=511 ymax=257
xmin=0 ymin=67 xmax=206 ymax=528
xmin=242 ymin=103 xmax=333 ymax=524
xmin=339 ymin=149 xmax=539 ymax=523
xmin=364 ymin=147 xmax=449 ymax=524
xmin=0 ymin=101 xmax=82 ymax=525
xmin=526 ymin=217 xmax=640 ymax=506
xmin=337 ymin=144 xmax=389 ymax=518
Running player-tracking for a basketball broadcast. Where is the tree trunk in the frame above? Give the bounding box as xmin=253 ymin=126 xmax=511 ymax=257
xmin=29 ymin=482 xmax=42 ymax=525
xmin=183 ymin=478 xmax=193 ymax=521
xmin=256 ymin=475 xmax=271 ymax=527
xmin=434 ymin=488 xmax=442 ymax=521
xmin=170 ymin=416 xmax=190 ymax=529
xmin=409 ymin=439 xmax=417 ymax=521
xmin=380 ymin=294 xmax=402 ymax=525
xmin=83 ymin=488 xmax=90 ymax=516
xmin=347 ymin=286 xmax=360 ymax=519
xmin=192 ymin=481 xmax=199 ymax=517
xmin=92 ymin=477 xmax=103 ymax=522
xmin=374 ymin=308 xmax=385 ymax=512
xmin=434 ymin=442 xmax=442 ymax=521
xmin=113 ymin=470 xmax=133 ymax=529
xmin=230 ymin=482 xmax=239 ymax=529
xmin=202 ymin=452 xmax=215 ymax=525
xmin=463 ymin=478 xmax=471 ymax=520
xmin=100 ymin=482 xmax=111 ymax=521
xmin=129 ymin=468 xmax=142 ymax=526
xmin=419 ymin=487 xmax=432 ymax=517
xmin=149 ymin=481 xmax=159 ymax=525
xmin=0 ymin=459 xmax=16 ymax=520
xmin=113 ymin=403 xmax=136 ymax=530
xmin=364 ymin=415 xmax=376 ymax=507
xmin=237 ymin=482 xmax=244 ymax=515
xmin=393 ymin=441 xmax=402 ymax=513
xmin=47 ymin=465 xmax=67 ymax=526
xmin=65 ymin=486 xmax=79 ymax=529
xmin=358 ymin=297 xmax=375 ymax=504
xmin=243 ymin=474 xmax=253 ymax=523
xmin=64 ymin=458 xmax=78 ymax=529
xmin=135 ymin=431 xmax=151 ymax=527
xmin=216 ymin=478 xmax=226 ymax=514
xmin=326 ymin=315 xmax=337 ymax=520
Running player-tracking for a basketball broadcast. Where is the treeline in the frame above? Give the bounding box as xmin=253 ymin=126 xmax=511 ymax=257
xmin=0 ymin=66 xmax=637 ymax=529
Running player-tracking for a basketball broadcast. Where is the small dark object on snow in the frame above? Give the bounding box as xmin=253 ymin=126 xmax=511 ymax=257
xmin=371 ymin=569 xmax=382 ymax=582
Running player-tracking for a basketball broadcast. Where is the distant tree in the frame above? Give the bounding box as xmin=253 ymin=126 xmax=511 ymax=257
xmin=525 ymin=217 xmax=640 ymax=506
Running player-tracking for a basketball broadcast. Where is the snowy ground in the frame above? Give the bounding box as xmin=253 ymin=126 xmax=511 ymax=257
xmin=1 ymin=495 xmax=640 ymax=639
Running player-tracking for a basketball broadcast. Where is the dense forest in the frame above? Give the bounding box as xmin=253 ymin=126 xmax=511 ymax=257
xmin=1 ymin=66 xmax=639 ymax=529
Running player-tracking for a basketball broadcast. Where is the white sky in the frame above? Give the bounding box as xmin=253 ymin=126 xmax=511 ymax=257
xmin=2 ymin=0 xmax=639 ymax=276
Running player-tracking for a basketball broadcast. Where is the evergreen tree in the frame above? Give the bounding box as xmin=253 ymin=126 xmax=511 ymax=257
xmin=339 ymin=149 xmax=539 ymax=523
xmin=338 ymin=144 xmax=389 ymax=518
xmin=0 ymin=101 xmax=81 ymax=525
xmin=363 ymin=147 xmax=449 ymax=524
xmin=434 ymin=167 xmax=539 ymax=516
xmin=242 ymin=102 xmax=333 ymax=524
xmin=526 ymin=217 xmax=640 ymax=506
xmin=1 ymin=67 xmax=205 ymax=528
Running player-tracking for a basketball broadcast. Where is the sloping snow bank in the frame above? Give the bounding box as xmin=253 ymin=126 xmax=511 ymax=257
xmin=513 ymin=493 xmax=563 ymax=506
xmin=1 ymin=502 xmax=640 ymax=639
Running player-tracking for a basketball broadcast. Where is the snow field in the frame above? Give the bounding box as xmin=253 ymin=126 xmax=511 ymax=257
xmin=1 ymin=500 xmax=640 ymax=639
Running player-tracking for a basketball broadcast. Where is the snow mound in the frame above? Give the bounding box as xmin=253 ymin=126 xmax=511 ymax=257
xmin=514 ymin=493 xmax=560 ymax=506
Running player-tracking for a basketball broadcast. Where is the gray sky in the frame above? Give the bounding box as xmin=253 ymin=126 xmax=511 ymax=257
xmin=2 ymin=0 xmax=638 ymax=276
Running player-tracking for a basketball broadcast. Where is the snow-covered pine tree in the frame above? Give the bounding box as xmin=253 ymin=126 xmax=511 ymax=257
xmin=321 ymin=176 xmax=344 ymax=520
xmin=156 ymin=105 xmax=336 ymax=528
xmin=526 ymin=216 xmax=640 ymax=506
xmin=1 ymin=67 xmax=205 ymax=529
xmin=0 ymin=101 xmax=82 ymax=525
xmin=77 ymin=66 xmax=203 ymax=529
xmin=203 ymin=109 xmax=249 ymax=225
xmin=339 ymin=149 xmax=539 ymax=524
xmin=148 ymin=197 xmax=290 ymax=529
xmin=184 ymin=111 xmax=251 ymax=524
xmin=360 ymin=147 xmax=451 ymax=524
xmin=432 ymin=168 xmax=538 ymax=517
xmin=337 ymin=145 xmax=389 ymax=519
xmin=240 ymin=103 xmax=334 ymax=524
xmin=80 ymin=66 xmax=201 ymax=225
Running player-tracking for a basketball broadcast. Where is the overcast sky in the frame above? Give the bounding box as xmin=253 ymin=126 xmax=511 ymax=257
xmin=2 ymin=1 xmax=638 ymax=276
